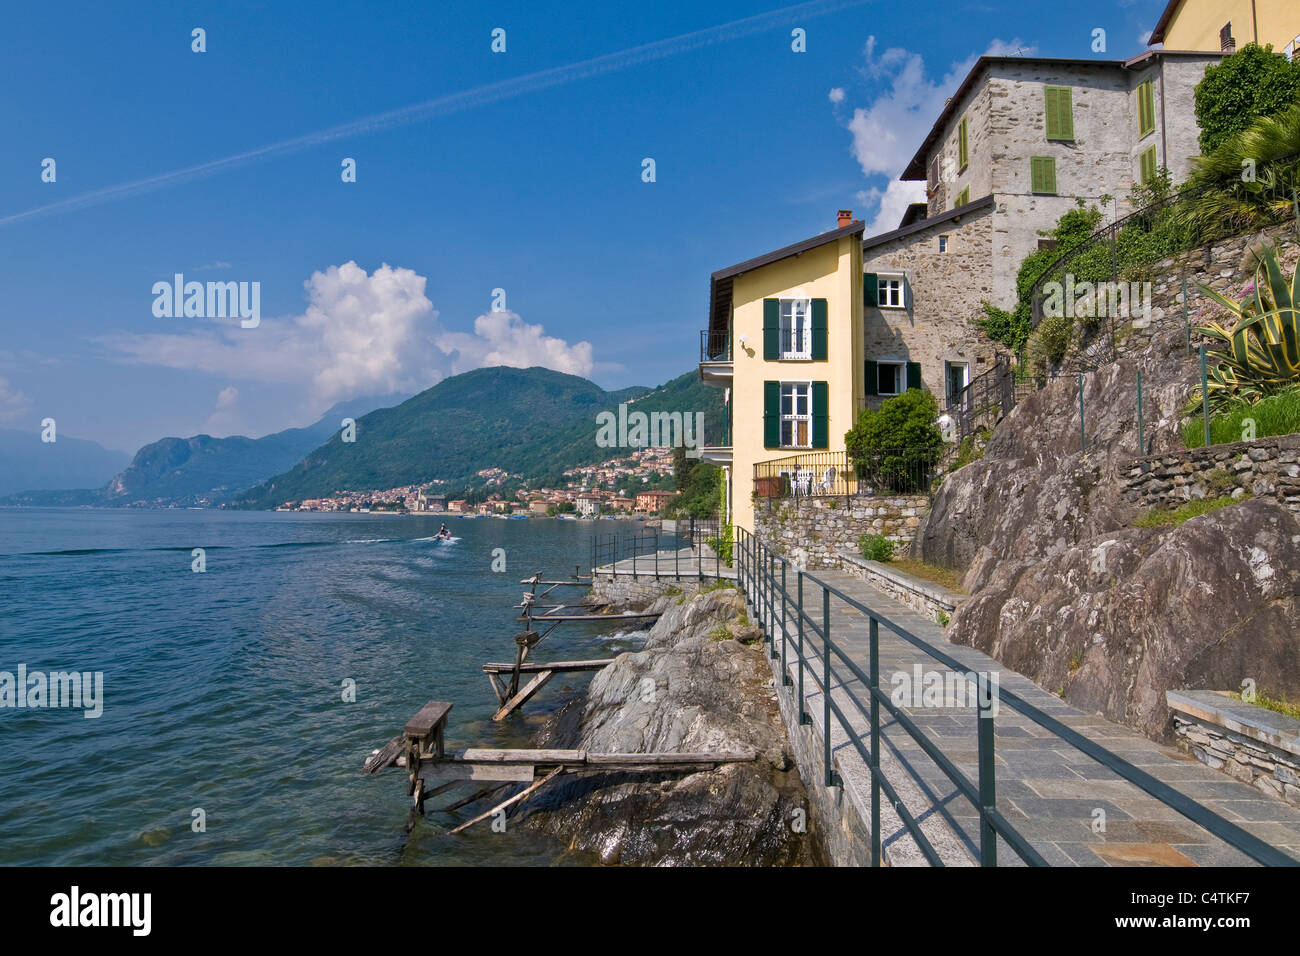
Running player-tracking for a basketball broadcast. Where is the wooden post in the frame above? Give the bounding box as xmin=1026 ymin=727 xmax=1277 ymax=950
xmin=403 ymin=701 xmax=452 ymax=818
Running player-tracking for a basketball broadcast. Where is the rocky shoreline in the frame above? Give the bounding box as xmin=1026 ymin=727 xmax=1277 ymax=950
xmin=515 ymin=581 xmax=826 ymax=865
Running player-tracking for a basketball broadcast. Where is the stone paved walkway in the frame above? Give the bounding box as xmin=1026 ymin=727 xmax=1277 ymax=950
xmin=758 ymin=569 xmax=1300 ymax=867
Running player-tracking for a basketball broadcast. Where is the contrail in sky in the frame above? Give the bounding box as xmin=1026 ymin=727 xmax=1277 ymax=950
xmin=1 ymin=0 xmax=871 ymax=227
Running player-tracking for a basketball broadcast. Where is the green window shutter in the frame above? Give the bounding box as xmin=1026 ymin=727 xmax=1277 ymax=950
xmin=1138 ymin=80 xmax=1155 ymax=137
xmin=763 ymin=299 xmax=779 ymax=360
xmin=1140 ymin=146 xmax=1157 ymax=183
xmin=811 ymin=381 xmax=829 ymax=449
xmin=864 ymin=360 xmax=878 ymax=396
xmin=763 ymin=381 xmax=780 ymax=448
xmin=958 ymin=116 xmax=969 ymax=170
xmin=1030 ymin=156 xmax=1056 ymax=194
xmin=811 ymin=298 xmax=828 ymax=360
xmin=906 ymin=362 xmax=922 ymax=391
xmin=863 ymin=272 xmax=878 ymax=307
xmin=1045 ymin=86 xmax=1073 ymax=141
xmin=955 ymin=187 xmax=969 ymax=208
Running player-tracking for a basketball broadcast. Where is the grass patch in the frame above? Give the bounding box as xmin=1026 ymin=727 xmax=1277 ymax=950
xmin=1230 ymin=690 xmax=1300 ymax=721
xmin=886 ymin=557 xmax=966 ymax=594
xmin=1182 ymin=387 xmax=1300 ymax=448
xmin=661 ymin=584 xmax=682 ymax=597
xmin=698 ymin=578 xmax=736 ymax=594
xmin=1131 ymin=494 xmax=1246 ymax=528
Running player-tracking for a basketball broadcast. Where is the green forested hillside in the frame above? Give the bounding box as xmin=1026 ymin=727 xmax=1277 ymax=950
xmin=237 ymin=366 xmax=722 ymax=507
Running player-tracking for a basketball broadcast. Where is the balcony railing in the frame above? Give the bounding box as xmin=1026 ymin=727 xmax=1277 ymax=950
xmin=700 ymin=329 xmax=732 ymax=363
xmin=754 ymin=448 xmax=939 ymax=500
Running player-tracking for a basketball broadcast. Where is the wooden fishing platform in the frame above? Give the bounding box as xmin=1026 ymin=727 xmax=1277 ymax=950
xmin=363 ymin=700 xmax=758 ymax=833
xmin=483 ymin=571 xmax=662 ymax=720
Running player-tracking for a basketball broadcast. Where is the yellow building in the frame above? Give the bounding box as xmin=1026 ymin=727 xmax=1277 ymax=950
xmin=1150 ymin=0 xmax=1300 ymax=59
xmin=699 ymin=213 xmax=865 ymax=533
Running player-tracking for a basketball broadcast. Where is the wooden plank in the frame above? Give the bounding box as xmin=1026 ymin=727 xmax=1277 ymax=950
xmin=586 ymin=749 xmax=757 ymax=765
xmin=441 ymin=782 xmax=513 ymax=813
xmin=528 ymin=612 xmax=661 ymax=622
xmin=449 ymin=766 xmax=565 ymax=834
xmin=481 ymin=659 xmax=614 ymax=674
xmin=457 ymin=748 xmax=585 ymax=764
xmin=492 ymin=669 xmax=555 ymax=721
xmin=404 ymin=701 xmax=452 ymax=738
xmin=362 ymin=734 xmax=405 ymax=774
xmin=417 ymin=763 xmax=537 ymax=784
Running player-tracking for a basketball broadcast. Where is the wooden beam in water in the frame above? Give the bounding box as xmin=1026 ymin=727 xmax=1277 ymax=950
xmin=448 ymin=766 xmax=565 ymax=834
xmin=492 ymin=669 xmax=555 ymax=720
xmin=523 ymin=610 xmax=660 ymax=622
xmin=481 ymin=659 xmax=614 ymax=675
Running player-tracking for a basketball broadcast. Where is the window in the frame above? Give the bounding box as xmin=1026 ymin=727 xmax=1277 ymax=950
xmin=1030 ymin=156 xmax=1057 ymax=194
xmin=954 ymin=186 xmax=970 ymax=208
xmin=877 ymin=274 xmax=905 ymax=308
xmin=927 ymin=156 xmax=940 ymax=193
xmin=1219 ymin=22 xmax=1234 ymax=53
xmin=945 ymin=361 xmax=968 ymax=406
xmin=1139 ymin=145 xmax=1158 ymax=184
xmin=1288 ymin=36 xmax=1300 ymax=62
xmin=876 ymin=362 xmax=903 ymax=396
xmin=1137 ymin=79 xmax=1155 ymax=138
xmin=938 ymin=235 xmax=949 ymax=253
xmin=780 ymin=383 xmax=811 ymax=447
xmin=958 ymin=116 xmax=969 ymax=171
xmin=779 ymin=298 xmax=811 ymax=359
xmin=1044 ymin=86 xmax=1074 ymax=142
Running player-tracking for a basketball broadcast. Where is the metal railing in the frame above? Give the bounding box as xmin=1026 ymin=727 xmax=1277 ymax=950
xmin=734 ymin=526 xmax=1295 ymax=867
xmin=700 ymin=329 xmax=732 ymax=363
xmin=590 ymin=527 xmax=730 ymax=580
xmin=947 ymin=358 xmax=1016 ymax=441
xmin=754 ymin=448 xmax=939 ymax=501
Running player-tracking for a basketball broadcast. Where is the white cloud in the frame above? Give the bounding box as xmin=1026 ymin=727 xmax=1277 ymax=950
xmin=858 ymin=180 xmax=927 ymax=237
xmin=102 ymin=261 xmax=595 ymax=417
xmin=438 ymin=310 xmax=593 ymax=377
xmin=196 ymin=261 xmax=232 ymax=271
xmin=0 ymin=376 xmax=30 ymax=423
xmin=1139 ymin=30 xmax=1153 ymax=46
xmin=828 ymin=87 xmax=845 ymax=103
xmin=201 ymin=386 xmax=241 ymax=436
xmin=840 ymin=36 xmax=1035 ymax=234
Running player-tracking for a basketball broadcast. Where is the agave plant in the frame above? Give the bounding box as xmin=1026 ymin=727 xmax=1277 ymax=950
xmin=1188 ymin=244 xmax=1300 ymax=413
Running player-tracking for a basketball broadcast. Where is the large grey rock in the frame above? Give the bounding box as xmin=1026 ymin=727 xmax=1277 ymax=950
xmin=517 ymin=586 xmax=824 ymax=865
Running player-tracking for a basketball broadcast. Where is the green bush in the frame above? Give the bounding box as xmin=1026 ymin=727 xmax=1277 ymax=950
xmin=1194 ymin=43 xmax=1300 ymax=154
xmin=845 ymin=389 xmax=943 ymax=493
xmin=858 ymin=533 xmax=895 ymax=562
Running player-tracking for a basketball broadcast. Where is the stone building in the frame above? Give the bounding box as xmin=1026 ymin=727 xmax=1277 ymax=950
xmin=863 ymin=51 xmax=1223 ymax=408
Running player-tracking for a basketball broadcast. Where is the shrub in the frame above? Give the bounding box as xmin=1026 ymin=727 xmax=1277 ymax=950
xmin=1183 ymin=386 xmax=1300 ymax=447
xmin=845 ymin=389 xmax=943 ymax=493
xmin=1194 ymin=44 xmax=1300 ymax=154
xmin=858 ymin=533 xmax=895 ymax=562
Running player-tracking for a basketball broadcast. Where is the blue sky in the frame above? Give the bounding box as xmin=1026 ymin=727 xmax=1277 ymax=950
xmin=0 ymin=0 xmax=1168 ymax=452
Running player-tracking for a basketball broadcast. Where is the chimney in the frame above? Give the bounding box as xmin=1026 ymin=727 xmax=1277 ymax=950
xmin=837 ymin=209 xmax=853 ymax=228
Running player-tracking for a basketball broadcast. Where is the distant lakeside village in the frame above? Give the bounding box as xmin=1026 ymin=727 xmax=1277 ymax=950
xmin=273 ymin=447 xmax=680 ymax=517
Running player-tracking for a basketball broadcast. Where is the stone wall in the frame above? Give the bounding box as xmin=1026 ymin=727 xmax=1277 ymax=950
xmin=863 ymin=204 xmax=999 ymax=404
xmin=589 ymin=573 xmax=685 ymax=610
xmin=1168 ymin=691 xmax=1300 ymax=809
xmin=1116 ymin=221 xmax=1300 ymax=357
xmin=1121 ymin=433 xmax=1300 ymax=516
xmin=836 ymin=547 xmax=964 ymax=625
xmin=753 ymin=494 xmax=930 ymax=570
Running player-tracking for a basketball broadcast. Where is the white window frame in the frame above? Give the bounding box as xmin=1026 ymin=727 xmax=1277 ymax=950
xmin=876 ymin=361 xmax=904 ymax=397
xmin=779 ymin=380 xmax=813 ymax=449
xmin=778 ymin=298 xmax=812 ymax=360
xmin=945 ymin=360 xmax=969 ymax=407
xmin=938 ymin=235 xmax=949 ymax=253
xmin=877 ymin=273 xmax=906 ymax=309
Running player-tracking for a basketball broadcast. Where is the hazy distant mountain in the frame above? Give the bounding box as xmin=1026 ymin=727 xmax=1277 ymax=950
xmin=237 ymin=367 xmax=723 ymax=508
xmin=0 ymin=395 xmax=403 ymax=507
xmin=0 ymin=428 xmax=130 ymax=498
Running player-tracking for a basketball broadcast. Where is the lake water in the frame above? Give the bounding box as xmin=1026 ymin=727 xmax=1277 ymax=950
xmin=0 ymin=509 xmax=659 ymax=866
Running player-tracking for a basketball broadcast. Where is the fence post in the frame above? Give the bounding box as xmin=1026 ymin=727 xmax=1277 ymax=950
xmin=797 ymin=571 xmax=806 ymax=711
xmin=1078 ymin=373 xmax=1086 ymax=453
xmin=776 ymin=559 xmax=785 ymax=662
xmin=977 ymin=674 xmax=998 ymax=867
xmin=822 ymin=587 xmax=835 ymax=788
xmin=1200 ymin=344 xmax=1212 ymax=447
xmin=869 ymin=616 xmax=881 ymax=867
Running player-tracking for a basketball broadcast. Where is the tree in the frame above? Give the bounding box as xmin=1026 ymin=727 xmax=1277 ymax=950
xmin=672 ymin=445 xmax=698 ymax=491
xmin=1194 ymin=44 xmax=1300 ymax=154
xmin=844 ymin=389 xmax=943 ymax=492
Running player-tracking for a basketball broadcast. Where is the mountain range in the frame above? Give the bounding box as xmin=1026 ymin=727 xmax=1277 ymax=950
xmin=1 ymin=367 xmax=722 ymax=508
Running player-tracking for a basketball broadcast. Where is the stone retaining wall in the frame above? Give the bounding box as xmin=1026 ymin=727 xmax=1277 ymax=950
xmin=1121 ymin=434 xmax=1300 ymax=515
xmin=835 ymin=547 xmax=965 ymax=625
xmin=753 ymin=494 xmax=930 ymax=570
xmin=1168 ymin=691 xmax=1300 ymax=809
xmin=589 ymin=573 xmax=683 ymax=610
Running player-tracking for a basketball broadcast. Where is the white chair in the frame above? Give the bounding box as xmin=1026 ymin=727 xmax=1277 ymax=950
xmin=816 ymin=466 xmax=836 ymax=495
xmin=794 ymin=468 xmax=812 ymax=497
